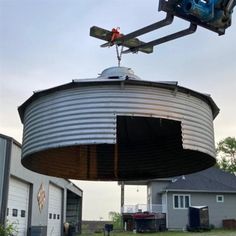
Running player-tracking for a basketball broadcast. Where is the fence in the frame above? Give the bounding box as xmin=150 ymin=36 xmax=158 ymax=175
xmin=122 ymin=204 xmax=166 ymax=213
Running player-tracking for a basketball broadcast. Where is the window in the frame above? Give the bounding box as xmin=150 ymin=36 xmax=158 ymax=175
xmin=12 ymin=209 xmax=18 ymax=217
xmin=49 ymin=213 xmax=52 ymax=219
xmin=174 ymin=195 xmax=178 ymax=208
xmin=173 ymin=194 xmax=191 ymax=209
xmin=57 ymin=214 xmax=60 ymax=220
xmin=185 ymin=195 xmax=190 ymax=208
xmin=21 ymin=210 xmax=26 ymax=218
xmin=53 ymin=214 xmax=56 ymax=219
xmin=216 ymin=195 xmax=224 ymax=203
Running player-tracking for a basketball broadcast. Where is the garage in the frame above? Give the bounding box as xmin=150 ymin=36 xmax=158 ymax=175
xmin=7 ymin=176 xmax=30 ymax=236
xmin=47 ymin=183 xmax=63 ymax=236
xmin=0 ymin=134 xmax=83 ymax=235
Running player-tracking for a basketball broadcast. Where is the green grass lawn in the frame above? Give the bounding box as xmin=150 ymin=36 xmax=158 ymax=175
xmin=80 ymin=229 xmax=236 ymax=236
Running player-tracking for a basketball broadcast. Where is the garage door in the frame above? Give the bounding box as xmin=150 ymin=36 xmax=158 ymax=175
xmin=7 ymin=177 xmax=30 ymax=236
xmin=47 ymin=184 xmax=62 ymax=236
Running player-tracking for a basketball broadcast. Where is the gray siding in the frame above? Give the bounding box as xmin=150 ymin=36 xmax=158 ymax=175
xmin=166 ymin=192 xmax=189 ymax=230
xmin=167 ymin=192 xmax=236 ymax=229
xmin=148 ymin=181 xmax=170 ymax=204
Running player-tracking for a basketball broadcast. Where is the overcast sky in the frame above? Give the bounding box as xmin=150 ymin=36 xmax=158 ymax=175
xmin=0 ymin=0 xmax=236 ymax=220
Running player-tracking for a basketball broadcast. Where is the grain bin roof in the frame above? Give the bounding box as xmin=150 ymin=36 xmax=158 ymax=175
xmin=18 ymin=67 xmax=219 ymax=122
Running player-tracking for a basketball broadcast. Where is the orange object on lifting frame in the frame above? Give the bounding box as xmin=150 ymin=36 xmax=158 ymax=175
xmin=111 ymin=27 xmax=122 ymax=42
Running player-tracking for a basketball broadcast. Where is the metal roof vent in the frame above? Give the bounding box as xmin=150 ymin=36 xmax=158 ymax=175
xmin=98 ymin=66 xmax=141 ymax=80
xmin=18 ymin=67 xmax=219 ymax=181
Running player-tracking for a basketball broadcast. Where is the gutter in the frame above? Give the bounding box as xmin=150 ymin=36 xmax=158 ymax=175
xmin=0 ymin=133 xmax=21 ymax=148
xmin=165 ymin=189 xmax=236 ymax=193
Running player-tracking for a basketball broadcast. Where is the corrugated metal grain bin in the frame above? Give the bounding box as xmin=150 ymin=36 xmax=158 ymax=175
xmin=18 ymin=67 xmax=219 ymax=181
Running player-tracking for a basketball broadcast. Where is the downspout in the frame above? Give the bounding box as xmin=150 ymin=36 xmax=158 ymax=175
xmin=79 ymin=192 xmax=83 ymax=234
xmin=165 ymin=190 xmax=169 ymax=229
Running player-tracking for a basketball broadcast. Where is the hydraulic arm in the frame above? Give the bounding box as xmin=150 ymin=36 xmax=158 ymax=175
xmin=160 ymin=0 xmax=236 ymax=35
xmin=90 ymin=0 xmax=236 ymax=55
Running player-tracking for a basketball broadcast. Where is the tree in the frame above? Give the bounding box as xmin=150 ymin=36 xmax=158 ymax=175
xmin=216 ymin=137 xmax=236 ymax=173
xmin=108 ymin=211 xmax=122 ymax=229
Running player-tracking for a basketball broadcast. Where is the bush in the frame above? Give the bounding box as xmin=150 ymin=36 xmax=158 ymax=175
xmin=108 ymin=212 xmax=122 ymax=229
xmin=0 ymin=221 xmax=18 ymax=236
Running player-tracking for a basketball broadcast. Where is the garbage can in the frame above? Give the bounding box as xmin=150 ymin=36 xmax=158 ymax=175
xmin=68 ymin=225 xmax=76 ymax=236
xmin=104 ymin=224 xmax=113 ymax=236
xmin=29 ymin=226 xmax=46 ymax=236
xmin=188 ymin=206 xmax=210 ymax=231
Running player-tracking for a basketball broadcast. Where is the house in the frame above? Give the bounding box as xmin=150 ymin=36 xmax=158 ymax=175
xmin=0 ymin=134 xmax=83 ymax=236
xmin=122 ymin=167 xmax=236 ymax=230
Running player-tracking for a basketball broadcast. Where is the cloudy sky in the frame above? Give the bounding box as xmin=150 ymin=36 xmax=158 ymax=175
xmin=1 ymin=0 xmax=236 ymax=220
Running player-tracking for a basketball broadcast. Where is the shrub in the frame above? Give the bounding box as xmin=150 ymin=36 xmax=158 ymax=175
xmin=0 ymin=221 xmax=18 ymax=236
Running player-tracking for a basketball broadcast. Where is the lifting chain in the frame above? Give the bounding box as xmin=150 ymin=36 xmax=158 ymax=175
xmin=115 ymin=44 xmax=124 ymax=67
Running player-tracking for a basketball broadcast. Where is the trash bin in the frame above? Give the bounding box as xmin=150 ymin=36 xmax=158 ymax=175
xmin=188 ymin=206 xmax=210 ymax=231
xmin=104 ymin=224 xmax=113 ymax=236
xmin=29 ymin=226 xmax=46 ymax=236
xmin=68 ymin=225 xmax=76 ymax=236
xmin=223 ymin=219 xmax=236 ymax=229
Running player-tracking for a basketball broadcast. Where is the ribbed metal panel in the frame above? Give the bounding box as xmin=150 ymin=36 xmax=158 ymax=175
xmin=22 ymin=83 xmax=215 ymax=158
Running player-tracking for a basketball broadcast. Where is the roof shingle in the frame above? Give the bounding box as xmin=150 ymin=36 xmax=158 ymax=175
xmin=166 ymin=167 xmax=236 ymax=192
